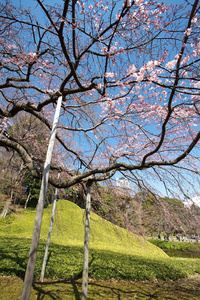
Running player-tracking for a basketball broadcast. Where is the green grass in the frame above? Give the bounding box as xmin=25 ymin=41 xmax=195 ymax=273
xmin=148 ymin=239 xmax=200 ymax=252
xmin=0 ymin=200 xmax=166 ymax=257
xmin=0 ymin=200 xmax=200 ymax=283
xmin=1 ymin=236 xmax=199 ymax=282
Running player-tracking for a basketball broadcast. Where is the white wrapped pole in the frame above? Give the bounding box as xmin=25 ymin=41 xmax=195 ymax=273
xmin=82 ymin=180 xmax=92 ymax=300
xmin=21 ymin=95 xmax=62 ymax=300
xmin=40 ymin=172 xmax=60 ymax=282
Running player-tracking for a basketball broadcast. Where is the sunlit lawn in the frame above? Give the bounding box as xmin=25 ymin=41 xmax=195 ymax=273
xmin=1 ymin=200 xmax=200 ymax=299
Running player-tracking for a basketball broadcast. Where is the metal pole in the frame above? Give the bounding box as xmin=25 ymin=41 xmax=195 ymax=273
xmin=21 ymin=95 xmax=62 ymax=300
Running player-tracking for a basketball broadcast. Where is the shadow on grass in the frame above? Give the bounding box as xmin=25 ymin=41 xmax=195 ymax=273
xmin=1 ymin=275 xmax=200 ymax=299
xmin=29 ymin=277 xmax=200 ymax=300
xmin=31 ymin=279 xmax=149 ymax=300
xmin=31 ymin=279 xmax=82 ymax=300
xmin=32 ymin=282 xmax=59 ymax=300
xmin=1 ymin=237 xmax=200 ymax=299
xmin=71 ymin=279 xmax=81 ymax=300
xmin=31 ymin=253 xmax=96 ymax=300
xmin=0 ymin=236 xmax=84 ymax=280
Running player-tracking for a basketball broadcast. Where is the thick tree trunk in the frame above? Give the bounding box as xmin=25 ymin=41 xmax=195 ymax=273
xmin=82 ymin=180 xmax=92 ymax=300
xmin=40 ymin=173 xmax=60 ymax=282
xmin=21 ymin=95 xmax=62 ymax=300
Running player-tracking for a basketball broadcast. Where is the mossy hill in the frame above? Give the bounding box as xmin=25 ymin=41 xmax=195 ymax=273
xmin=0 ymin=200 xmax=166 ymax=258
xmin=1 ymin=200 xmax=200 ymax=284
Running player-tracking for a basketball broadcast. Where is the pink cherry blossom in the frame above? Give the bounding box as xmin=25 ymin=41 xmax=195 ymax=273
xmin=184 ymin=28 xmax=192 ymax=36
xmin=165 ymin=59 xmax=177 ymax=69
xmin=105 ymin=72 xmax=115 ymax=78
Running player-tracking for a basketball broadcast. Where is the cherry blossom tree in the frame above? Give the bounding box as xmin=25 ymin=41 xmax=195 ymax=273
xmin=0 ymin=0 xmax=199 ymax=194
xmin=0 ymin=0 xmax=200 ymax=298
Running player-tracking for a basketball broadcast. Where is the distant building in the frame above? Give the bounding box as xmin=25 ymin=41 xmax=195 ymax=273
xmin=184 ymin=196 xmax=200 ymax=208
xmin=116 ymin=177 xmax=130 ymax=189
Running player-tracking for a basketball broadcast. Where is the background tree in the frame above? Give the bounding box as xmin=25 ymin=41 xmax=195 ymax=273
xmin=23 ymin=172 xmax=55 ymax=208
xmin=0 ymin=149 xmax=24 ymax=200
xmin=0 ymin=148 xmax=26 ymax=216
xmin=0 ymin=114 xmax=56 ymax=210
xmin=131 ymin=190 xmax=200 ymax=238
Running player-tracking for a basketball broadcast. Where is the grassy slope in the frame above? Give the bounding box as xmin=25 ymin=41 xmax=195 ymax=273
xmin=0 ymin=200 xmax=166 ymax=258
xmin=1 ymin=200 xmax=200 ymax=283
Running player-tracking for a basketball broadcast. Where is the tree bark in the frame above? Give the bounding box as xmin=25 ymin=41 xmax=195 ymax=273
xmin=21 ymin=96 xmax=62 ymax=300
xmin=24 ymin=189 xmax=31 ymax=209
xmin=0 ymin=198 xmax=11 ymax=218
xmin=40 ymin=173 xmax=60 ymax=282
xmin=82 ymin=180 xmax=92 ymax=300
